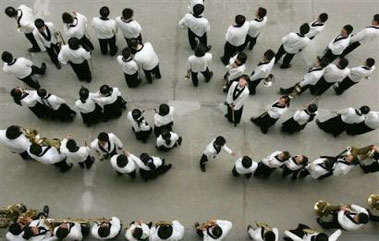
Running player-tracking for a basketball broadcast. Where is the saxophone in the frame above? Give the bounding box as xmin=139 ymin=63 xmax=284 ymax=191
xmin=314 ymin=200 xmax=344 ymax=217
xmin=368 ymin=194 xmax=379 ymax=211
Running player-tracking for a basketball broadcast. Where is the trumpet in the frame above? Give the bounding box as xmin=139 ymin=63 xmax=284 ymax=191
xmin=0 ymin=204 xmax=28 ymax=228
xmin=255 ymin=221 xmax=272 ymax=231
xmin=314 ymin=200 xmax=344 ymax=217
xmin=368 ymin=194 xmax=379 ymax=211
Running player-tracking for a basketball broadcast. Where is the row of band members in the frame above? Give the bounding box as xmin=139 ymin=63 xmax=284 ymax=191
xmin=5 ymin=203 xmax=379 ymax=241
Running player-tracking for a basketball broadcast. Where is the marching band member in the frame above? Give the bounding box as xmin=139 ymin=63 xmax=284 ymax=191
xmin=331 ymin=154 xmax=358 ymax=176
xmin=322 ymin=25 xmax=353 ymax=62
xmin=223 ymin=52 xmax=247 ymax=92
xmin=225 ymin=75 xmax=250 ymax=126
xmin=299 ymin=157 xmax=334 ymax=180
xmin=54 ymin=221 xmax=87 ymax=241
xmin=281 ymin=104 xmax=318 ymax=134
xmin=188 ymin=0 xmax=204 ymax=14
xmin=150 ymin=220 xmax=184 ymax=241
xmin=247 ymin=222 xmax=279 ymax=241
xmin=199 ymin=136 xmax=236 ymax=172
xmin=58 ymin=37 xmax=92 ymax=82
xmin=115 ymin=8 xmax=142 ymax=48
xmin=2 ymin=51 xmax=46 ymax=89
xmin=0 ymin=125 xmax=31 ymax=160
xmin=195 ymin=219 xmax=232 ymax=241
xmin=154 ymin=104 xmax=175 ymax=137
xmin=333 ymin=58 xmax=375 ymax=95
xmin=232 ymin=156 xmax=258 ymax=179
xmin=75 ymin=87 xmax=103 ymax=127
xmin=248 ymin=49 xmax=275 ymax=95
xmin=306 ymin=13 xmax=328 ymax=40
xmin=254 ymin=151 xmax=291 ymax=178
xmin=91 ymin=217 xmax=122 ymax=240
xmin=251 ymin=96 xmax=290 ymax=134
xmin=22 ymin=220 xmax=53 ymax=241
xmin=187 ymin=44 xmax=213 ymax=87
xmin=156 ymin=130 xmax=183 ymax=152
xmin=10 ymin=87 xmax=48 ymax=119
xmin=110 ymin=150 xmax=137 ymax=178
xmin=37 ymin=88 xmax=76 ymax=122
xmin=92 ymin=6 xmax=118 ymax=56
xmin=125 ymin=220 xmax=151 ymax=241
xmin=348 ymin=110 xmax=379 ymax=136
xmin=360 ymin=145 xmax=379 ymax=173
xmin=284 ymin=224 xmax=341 ymax=241
xmin=33 ymin=19 xmax=61 ymax=69
xmin=281 ymin=155 xmax=308 ymax=180
xmin=92 ymin=84 xmax=127 ymax=121
xmin=60 ymin=135 xmax=95 ymax=169
xmin=275 ymin=23 xmax=310 ymax=69
xmin=117 ymin=47 xmax=141 ymax=88
xmin=316 ymin=204 xmax=369 ymax=231
xmin=90 ymin=132 xmax=123 ymax=161
xmin=127 ymin=108 xmax=152 ymax=143
xmin=134 ymin=153 xmax=172 ymax=181
xmin=62 ymin=11 xmax=94 ymax=51
xmin=245 ymin=7 xmax=268 ymax=51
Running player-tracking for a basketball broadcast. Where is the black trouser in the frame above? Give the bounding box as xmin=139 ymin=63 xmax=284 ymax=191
xmin=78 ymin=155 xmax=95 ymax=169
xmin=310 ymin=77 xmax=334 ymax=96
xmin=24 ymin=32 xmax=41 ymax=51
xmin=221 ymin=42 xmax=244 ymax=65
xmin=341 ymin=41 xmax=361 ymax=57
xmin=283 ymin=224 xmax=310 ymax=241
xmin=245 ymin=35 xmax=258 ymax=50
xmin=79 ymin=36 xmax=94 ymax=51
xmin=54 ymin=159 xmax=72 ymax=173
xmin=361 ymin=161 xmax=379 ymax=173
xmin=117 ymin=170 xmax=137 ymax=178
xmin=124 ymin=72 xmax=141 ymax=88
xmin=248 ymin=77 xmax=263 ymax=95
xmin=282 ymin=166 xmax=301 ymax=179
xmin=70 ymin=60 xmax=92 ymax=82
xmin=20 ymin=65 xmax=45 ymax=89
xmin=143 ymin=65 xmax=161 ymax=83
xmin=322 ymin=48 xmax=338 ymax=63
xmin=191 ymin=68 xmax=211 ymax=86
xmin=334 ymin=77 xmax=357 ymax=95
xmin=125 ymin=35 xmax=142 ymax=49
xmin=134 ymin=128 xmax=152 ymax=143
xmin=188 ymin=29 xmax=207 ymax=50
xmin=275 ymin=44 xmax=295 ymax=68
xmin=19 ymin=151 xmax=32 ymax=160
xmin=254 ymin=162 xmax=276 ymax=178
xmin=317 ymin=213 xmax=342 ymax=229
xmin=199 ymin=154 xmax=209 ymax=168
xmin=154 ymin=122 xmax=173 ymax=137
xmin=299 ymin=169 xmax=332 ymax=179
xmin=232 ymin=166 xmax=252 ymax=179
xmin=98 ymin=36 xmax=118 ymax=56
xmin=46 ymin=44 xmax=60 ymax=66
xmin=226 ymin=105 xmax=243 ymax=126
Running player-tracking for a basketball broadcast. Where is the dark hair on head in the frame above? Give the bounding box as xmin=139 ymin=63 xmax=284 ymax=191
xmin=122 ymin=47 xmax=131 ymax=59
xmin=66 ymin=139 xmax=78 ymax=152
xmin=343 ymin=24 xmax=353 ymax=35
xmin=194 ymin=44 xmax=206 ymax=57
xmin=264 ymin=49 xmax=275 ymax=61
xmin=37 ymin=88 xmax=47 ymax=98
xmin=158 ymin=104 xmax=170 ymax=116
xmin=215 ymin=136 xmax=226 ymax=146
xmin=315 ymin=233 xmax=328 ymax=241
xmin=193 ymin=4 xmax=205 ymax=17
xmin=56 ymin=227 xmax=69 ymax=239
xmin=79 ymin=86 xmax=89 ymax=102
xmin=374 ymin=14 xmax=379 ymax=23
xmin=68 ymin=37 xmax=80 ymax=50
xmin=117 ymin=154 xmax=128 ymax=168
xmin=140 ymin=153 xmax=151 ymax=162
xmin=132 ymin=108 xmax=142 ymax=121
xmin=236 ymin=52 xmax=247 ymax=64
xmin=235 ymin=15 xmax=246 ymax=27
xmin=358 ymin=213 xmax=369 ymax=224
xmin=99 ymin=85 xmax=111 ymax=95
xmin=122 ymin=8 xmax=134 ymax=19
xmin=98 ymin=132 xmax=109 ymax=142
xmin=132 ymin=227 xmax=143 ymax=239
xmin=319 ymin=13 xmax=328 ymax=22
xmin=161 ymin=129 xmax=172 ymax=146
xmin=239 ymin=74 xmax=250 ymax=82
xmin=100 ymin=6 xmax=110 ymax=18
xmin=6 ymin=125 xmax=22 ymax=139
xmin=264 ymin=231 xmax=276 ymax=241
xmin=8 ymin=223 xmax=22 ymax=235
xmin=98 ymin=226 xmax=110 ymax=238
xmin=129 ymin=38 xmax=140 ymax=48
xmin=157 ymin=225 xmax=173 ymax=239
xmin=319 ymin=57 xmax=329 ymax=68
xmin=257 ymin=7 xmax=267 ymax=19
xmin=301 ymin=155 xmax=309 ymax=165
xmin=211 ymin=226 xmax=223 ymax=238
xmin=23 ymin=227 xmax=34 ymax=240
xmin=308 ymin=104 xmax=318 ymax=113
xmin=241 ymin=156 xmax=252 ymax=168
xmin=2 ymin=51 xmax=13 ymax=63
xmin=300 ymin=23 xmax=310 ymax=35
xmin=338 ymin=57 xmax=349 ymax=69
xmin=34 ymin=18 xmax=45 ymax=29
xmin=30 ymin=143 xmax=42 ymax=156
xmin=10 ymin=88 xmax=22 ymax=105
xmin=62 ymin=12 xmax=74 ymax=24
xmin=281 ymin=151 xmax=291 ymax=160
xmin=280 ymin=95 xmax=291 ymax=106
xmin=366 ymin=58 xmax=375 ymax=67
xmin=359 ymin=105 xmax=370 ymax=114
xmin=5 ymin=7 xmax=17 ymax=17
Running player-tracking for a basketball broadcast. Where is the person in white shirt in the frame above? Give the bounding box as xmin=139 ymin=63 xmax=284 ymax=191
xmin=91 ymin=217 xmax=122 ymax=240
xmin=110 ymin=150 xmax=138 ymax=178
xmin=22 ymin=219 xmax=54 ymax=241
xmin=117 ymin=47 xmax=141 ymax=88
xmin=275 ymin=23 xmax=310 ymax=69
xmin=92 ymin=85 xmax=127 ymax=121
xmin=247 ymin=222 xmax=279 ymax=241
xmin=154 ymin=104 xmax=175 ymax=137
xmin=179 ymin=4 xmax=211 ymax=51
xmin=62 ymin=11 xmax=94 ymax=51
xmin=316 ymin=106 xmax=370 ymax=137
xmin=90 ymin=132 xmax=123 ymax=161
xmin=92 ymin=6 xmax=118 ymax=56
xmin=125 ymin=220 xmax=151 ymax=241
xmin=223 ymin=52 xmax=247 ymax=92
xmin=127 ymin=108 xmax=152 ymax=143
xmin=322 ymin=25 xmax=353 ymax=62
xmin=60 ymin=135 xmax=95 ymax=169
xmin=221 ymin=15 xmax=249 ymax=65
xmin=37 ymin=88 xmax=76 ymax=122
xmin=5 ymin=5 xmax=41 ymax=52
xmin=245 ymin=7 xmax=268 ymax=51
xmin=281 ymin=155 xmax=308 ymax=180
xmin=316 ymin=204 xmax=369 ymax=231
xmin=187 ymin=44 xmax=213 ymax=86
xmin=281 ymin=104 xmax=318 ymax=134
xmin=249 ymin=49 xmax=275 ymax=95
xmin=334 ymin=58 xmax=376 ymax=95
xmin=195 ymin=219 xmax=232 ymax=241
xmin=331 ymin=154 xmax=358 ymax=176
xmin=150 ymin=220 xmax=184 ymax=241
xmin=2 ymin=51 xmax=46 ymax=89
xmin=134 ymin=153 xmax=172 ymax=181
xmin=33 ymin=19 xmax=61 ymax=69
xmin=251 ymin=95 xmax=290 ymax=134
xmin=232 ymin=156 xmax=258 ymax=179
xmin=130 ymin=39 xmax=161 ymax=84
xmin=116 ymin=8 xmax=142 ymax=47
xmin=342 ymin=14 xmax=379 ymax=57
xmin=284 ymin=224 xmax=341 ymax=241
xmin=10 ymin=87 xmax=48 ymax=119
xmin=0 ymin=126 xmax=32 ymax=160
xmin=254 ymin=151 xmax=291 ymax=178
xmin=156 ymin=130 xmax=182 ymax=152
xmin=306 ymin=13 xmax=328 ymax=40
xmin=199 ymin=136 xmax=236 ymax=172
xmin=54 ymin=221 xmax=87 ymax=241
xmin=310 ymin=58 xmax=350 ymax=96
xmin=58 ymin=37 xmax=92 ymax=82
xmin=348 ymin=110 xmax=379 ymax=136
xmin=298 ymin=157 xmax=334 ymax=180
xmin=225 ymin=75 xmax=250 ymax=126
xmin=359 ymin=145 xmax=379 ymax=173
xmin=75 ymin=87 xmax=103 ymax=127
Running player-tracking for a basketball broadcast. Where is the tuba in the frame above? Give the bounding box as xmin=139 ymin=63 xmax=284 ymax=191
xmin=314 ymin=200 xmax=344 ymax=217
xmin=0 ymin=204 xmax=27 ymax=228
xmin=21 ymin=128 xmax=40 ymax=144
xmin=368 ymin=194 xmax=379 ymax=211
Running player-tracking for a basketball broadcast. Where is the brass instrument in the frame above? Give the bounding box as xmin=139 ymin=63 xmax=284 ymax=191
xmin=303 ymin=228 xmax=319 ymax=234
xmin=314 ymin=200 xmax=344 ymax=217
xmin=0 ymin=204 xmax=27 ymax=228
xmin=21 ymin=128 xmax=61 ymax=149
xmin=368 ymin=194 xmax=379 ymax=210
xmin=196 ymin=220 xmax=216 ymax=231
xmin=344 ymin=145 xmax=375 ymax=161
xmin=155 ymin=221 xmax=172 ymax=226
xmin=21 ymin=128 xmax=40 ymax=144
xmin=255 ymin=221 xmax=272 ymax=232
xmin=42 ymin=217 xmax=92 ymax=231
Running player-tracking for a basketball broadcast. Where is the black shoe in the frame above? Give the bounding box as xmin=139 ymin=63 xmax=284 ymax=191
xmin=55 ymin=63 xmax=61 ymax=69
xmin=280 ymin=64 xmax=292 ymax=69
xmin=85 ymin=157 xmax=95 ymax=169
xmin=360 ymin=164 xmax=370 ymax=173
xmin=220 ymin=57 xmax=227 ymax=65
xmin=43 ymin=205 xmax=49 ymax=217
xmin=279 ymin=88 xmax=287 ymax=94
xmin=177 ymin=137 xmax=182 ymax=146
xmin=28 ymin=48 xmax=41 ymax=53
xmin=261 ymin=127 xmax=268 ymax=134
xmin=194 ymin=222 xmax=200 ymax=228
xmin=78 ymin=162 xmax=85 ymax=168
xmin=206 ymin=45 xmax=212 ymax=52
xmin=200 ymin=165 xmax=206 ymax=172
xmin=315 ymin=119 xmax=321 ymax=127
xmin=61 ymin=163 xmax=73 ymax=173
xmin=110 ymin=46 xmax=119 ymax=56
xmin=155 ymin=74 xmax=162 ymax=79
xmin=205 ymin=72 xmax=213 ymax=83
xmin=316 ymin=218 xmax=324 ymax=227
xmin=247 ymin=224 xmax=253 ymax=232
xmin=41 ymin=63 xmax=47 ymax=74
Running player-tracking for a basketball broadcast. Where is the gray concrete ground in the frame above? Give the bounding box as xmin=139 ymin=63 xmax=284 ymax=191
xmin=0 ymin=0 xmax=378 ymax=240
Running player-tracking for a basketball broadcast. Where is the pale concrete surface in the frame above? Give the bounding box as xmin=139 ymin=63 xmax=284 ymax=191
xmin=0 ymin=0 xmax=378 ymax=240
